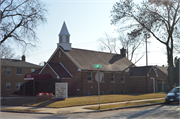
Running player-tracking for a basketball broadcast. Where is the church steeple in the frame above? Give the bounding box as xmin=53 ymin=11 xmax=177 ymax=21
xmin=57 ymin=21 xmax=71 ymax=51
xmin=59 ymin=22 xmax=70 ymax=36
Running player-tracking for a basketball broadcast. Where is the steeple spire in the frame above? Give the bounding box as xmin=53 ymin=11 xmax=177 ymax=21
xmin=59 ymin=21 xmax=70 ymax=36
xmin=57 ymin=21 xmax=71 ymax=51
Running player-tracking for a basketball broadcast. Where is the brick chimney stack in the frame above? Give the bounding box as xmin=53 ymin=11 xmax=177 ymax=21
xmin=120 ymin=48 xmax=126 ymax=57
xmin=22 ymin=55 xmax=25 ymax=61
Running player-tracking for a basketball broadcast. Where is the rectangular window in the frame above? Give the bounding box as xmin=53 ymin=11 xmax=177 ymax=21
xmin=6 ymin=67 xmax=11 ymax=75
xmin=100 ymin=72 xmax=104 ymax=82
xmin=100 ymin=91 xmax=104 ymax=95
xmin=59 ymin=51 xmax=61 ymax=57
xmin=88 ymin=91 xmax=93 ymax=95
xmin=66 ymin=36 xmax=69 ymax=43
xmin=31 ymin=68 xmax=35 ymax=73
xmin=59 ymin=36 xmax=62 ymax=42
xmin=87 ymin=72 xmax=92 ymax=82
xmin=111 ymin=73 xmax=115 ymax=82
xmin=121 ymin=74 xmax=125 ymax=82
xmin=6 ymin=82 xmax=11 ymax=90
xmin=16 ymin=68 xmax=23 ymax=75
xmin=16 ymin=82 xmax=23 ymax=90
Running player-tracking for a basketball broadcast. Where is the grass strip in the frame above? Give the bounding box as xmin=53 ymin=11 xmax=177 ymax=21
xmin=1 ymin=93 xmax=166 ymax=108
xmin=0 ymin=108 xmax=39 ymax=112
xmin=87 ymin=99 xmax=165 ymax=110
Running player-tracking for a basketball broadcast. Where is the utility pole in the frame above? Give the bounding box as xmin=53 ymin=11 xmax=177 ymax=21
xmin=145 ymin=34 xmax=148 ymax=66
xmin=145 ymin=34 xmax=150 ymax=66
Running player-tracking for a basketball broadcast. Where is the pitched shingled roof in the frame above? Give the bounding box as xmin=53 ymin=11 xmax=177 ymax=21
xmin=129 ymin=66 xmax=153 ymax=76
xmin=156 ymin=66 xmax=168 ymax=75
xmin=48 ymin=62 xmax=72 ymax=78
xmin=65 ymin=48 xmax=135 ymax=72
xmin=1 ymin=59 xmax=41 ymax=68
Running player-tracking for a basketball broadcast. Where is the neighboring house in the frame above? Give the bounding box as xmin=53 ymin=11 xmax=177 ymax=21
xmin=129 ymin=66 xmax=168 ymax=93
xmin=37 ymin=22 xmax=168 ymax=96
xmin=1 ymin=56 xmax=42 ymax=96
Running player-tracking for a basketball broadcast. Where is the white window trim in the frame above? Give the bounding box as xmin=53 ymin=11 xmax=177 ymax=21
xmin=121 ymin=74 xmax=125 ymax=83
xmin=100 ymin=91 xmax=104 ymax=95
xmin=16 ymin=68 xmax=23 ymax=75
xmin=87 ymin=72 xmax=92 ymax=82
xmin=31 ymin=68 xmax=35 ymax=73
xmin=111 ymin=73 xmax=115 ymax=82
xmin=16 ymin=82 xmax=23 ymax=90
xmin=6 ymin=82 xmax=11 ymax=90
xmin=6 ymin=67 xmax=11 ymax=75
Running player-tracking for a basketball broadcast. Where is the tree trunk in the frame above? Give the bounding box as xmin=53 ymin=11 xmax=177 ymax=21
xmin=167 ymin=48 xmax=174 ymax=91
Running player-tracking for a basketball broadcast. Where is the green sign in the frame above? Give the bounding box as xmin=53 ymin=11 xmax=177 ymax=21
xmin=94 ymin=64 xmax=101 ymax=68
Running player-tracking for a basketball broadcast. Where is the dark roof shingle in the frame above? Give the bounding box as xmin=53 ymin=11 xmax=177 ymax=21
xmin=1 ymin=59 xmax=41 ymax=68
xmin=65 ymin=48 xmax=135 ymax=72
xmin=129 ymin=66 xmax=153 ymax=76
xmin=48 ymin=62 xmax=72 ymax=78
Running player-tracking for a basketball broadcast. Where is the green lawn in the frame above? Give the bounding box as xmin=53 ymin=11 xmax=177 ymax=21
xmin=1 ymin=93 xmax=166 ymax=108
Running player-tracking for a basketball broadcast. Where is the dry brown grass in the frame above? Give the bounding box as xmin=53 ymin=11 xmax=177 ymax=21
xmin=1 ymin=108 xmax=39 ymax=112
xmin=1 ymin=93 xmax=166 ymax=108
xmin=87 ymin=99 xmax=165 ymax=110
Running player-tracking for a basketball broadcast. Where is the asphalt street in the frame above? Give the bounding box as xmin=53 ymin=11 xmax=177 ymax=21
xmin=1 ymin=103 xmax=179 ymax=119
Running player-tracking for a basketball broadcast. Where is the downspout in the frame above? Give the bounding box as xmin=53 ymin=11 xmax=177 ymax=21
xmin=81 ymin=71 xmax=83 ymax=96
xmin=146 ymin=75 xmax=148 ymax=93
xmin=150 ymin=78 xmax=155 ymax=93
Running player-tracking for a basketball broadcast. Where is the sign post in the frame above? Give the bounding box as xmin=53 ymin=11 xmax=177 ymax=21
xmin=94 ymin=64 xmax=101 ymax=109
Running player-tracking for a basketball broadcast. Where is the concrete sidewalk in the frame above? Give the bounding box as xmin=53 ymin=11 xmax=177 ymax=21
xmin=1 ymin=98 xmax=164 ymax=114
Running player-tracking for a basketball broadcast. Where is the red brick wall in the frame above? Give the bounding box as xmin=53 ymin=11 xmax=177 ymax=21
xmin=156 ymin=68 xmax=168 ymax=83
xmin=81 ymin=71 xmax=130 ymax=95
xmin=41 ymin=48 xmax=82 ymax=96
xmin=128 ymin=77 xmax=147 ymax=93
xmin=41 ymin=47 xmax=169 ymax=96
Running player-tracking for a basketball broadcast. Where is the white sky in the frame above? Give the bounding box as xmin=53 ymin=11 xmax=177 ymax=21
xmin=17 ymin=0 xmax=176 ymax=67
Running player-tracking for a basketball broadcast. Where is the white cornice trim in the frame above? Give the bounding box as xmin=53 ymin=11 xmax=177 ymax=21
xmin=47 ymin=47 xmax=81 ymax=71
xmin=39 ymin=63 xmax=47 ymax=74
xmin=147 ymin=67 xmax=158 ymax=77
xmin=155 ymin=66 xmax=168 ymax=76
xmin=47 ymin=47 xmax=59 ymax=62
xmin=59 ymin=62 xmax=73 ymax=78
xmin=39 ymin=62 xmax=59 ymax=78
xmin=46 ymin=63 xmax=59 ymax=78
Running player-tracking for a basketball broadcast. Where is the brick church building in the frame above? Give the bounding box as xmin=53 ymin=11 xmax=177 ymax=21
xmin=35 ymin=22 xmax=168 ymax=96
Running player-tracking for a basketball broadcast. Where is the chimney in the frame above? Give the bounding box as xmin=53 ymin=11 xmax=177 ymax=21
xmin=22 ymin=55 xmax=25 ymax=61
xmin=120 ymin=48 xmax=126 ymax=57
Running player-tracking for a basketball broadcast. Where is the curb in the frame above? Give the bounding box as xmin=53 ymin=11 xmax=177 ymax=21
xmin=71 ymin=102 xmax=165 ymax=114
xmin=1 ymin=102 xmax=165 ymax=114
xmin=0 ymin=110 xmax=53 ymax=114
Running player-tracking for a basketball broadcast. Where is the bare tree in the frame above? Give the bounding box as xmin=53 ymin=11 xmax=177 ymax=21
xmin=98 ymin=33 xmax=117 ymax=54
xmin=98 ymin=32 xmax=145 ymax=64
xmin=111 ymin=0 xmax=180 ymax=90
xmin=0 ymin=0 xmax=47 ymax=51
xmin=0 ymin=44 xmax=15 ymax=59
xmin=118 ymin=32 xmax=146 ymax=62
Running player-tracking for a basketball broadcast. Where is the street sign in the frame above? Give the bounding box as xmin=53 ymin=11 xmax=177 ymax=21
xmin=95 ymin=72 xmax=103 ymax=82
xmin=94 ymin=64 xmax=101 ymax=68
